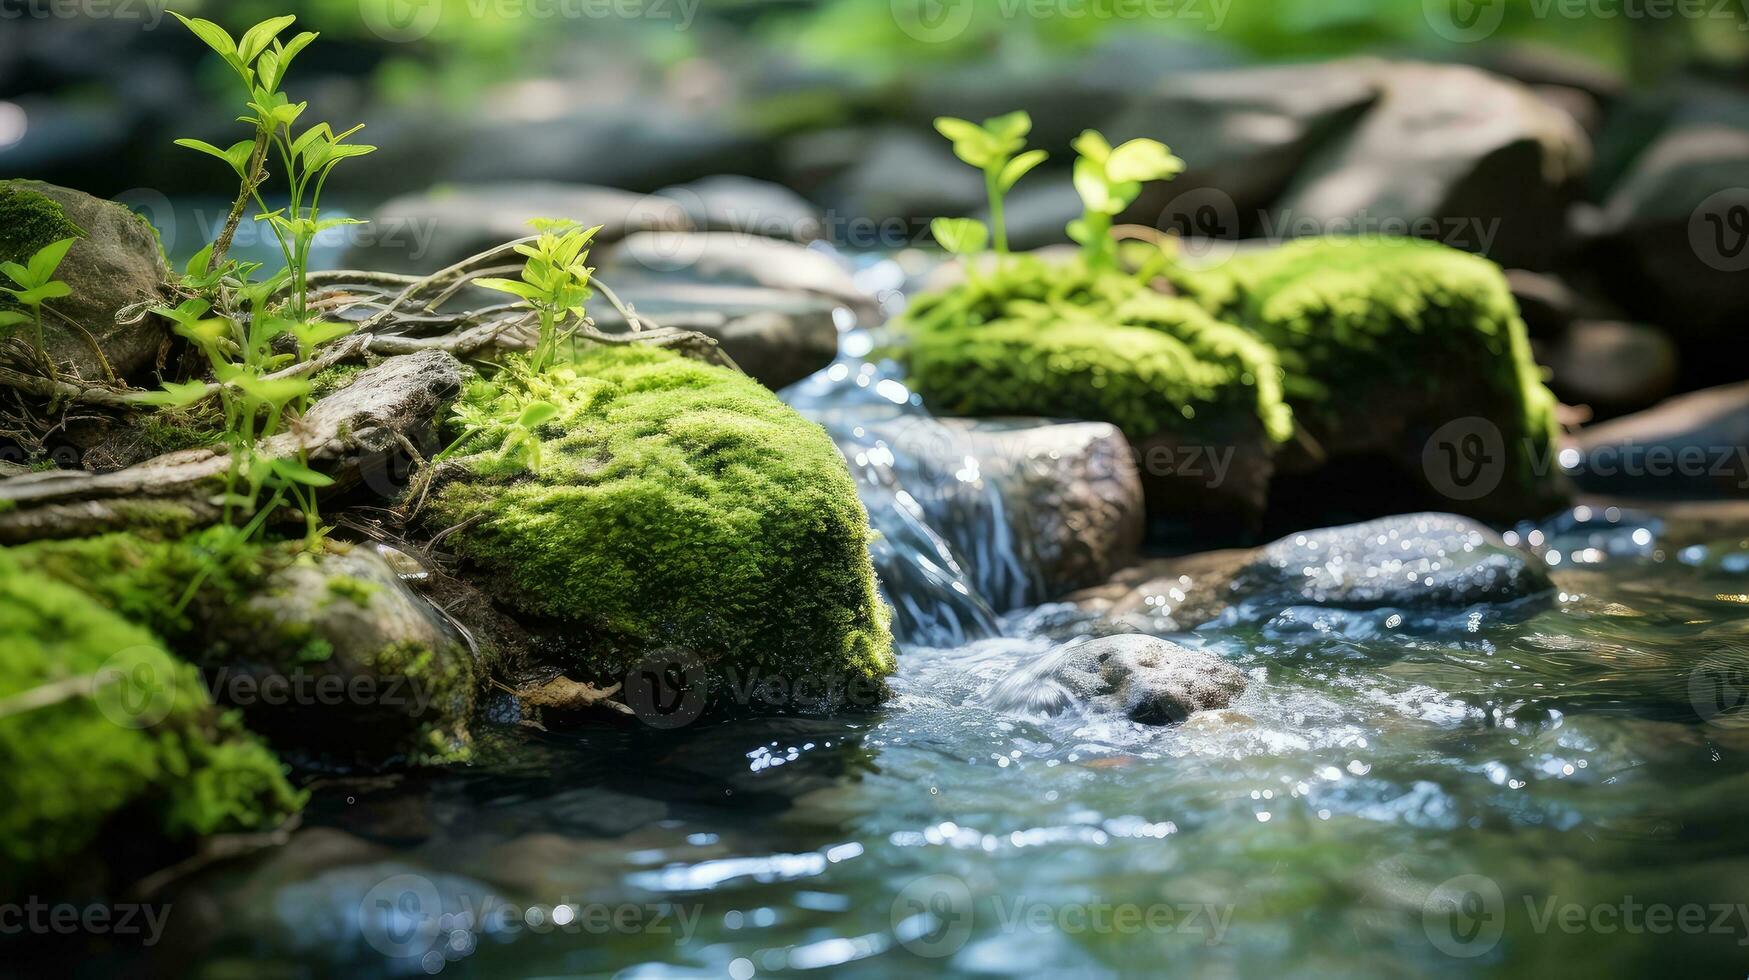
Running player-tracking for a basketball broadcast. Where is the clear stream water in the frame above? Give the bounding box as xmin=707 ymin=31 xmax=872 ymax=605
xmin=82 ymin=253 xmax=1749 ymax=978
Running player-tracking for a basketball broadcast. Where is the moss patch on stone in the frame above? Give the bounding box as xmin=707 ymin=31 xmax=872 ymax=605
xmin=1173 ymin=237 xmax=1560 ymax=485
xmin=897 ymin=256 xmax=1294 ymax=446
xmin=0 ymin=179 xmax=85 ymax=266
xmin=0 ymin=180 xmax=86 ymax=319
xmin=10 ymin=532 xmax=476 ymax=765
xmin=0 ymin=550 xmax=303 ymax=888
xmin=427 ymin=347 xmax=893 ymax=695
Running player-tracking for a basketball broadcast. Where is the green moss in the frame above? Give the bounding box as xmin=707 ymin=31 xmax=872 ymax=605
xmin=428 ymin=347 xmax=893 ymax=694
xmin=8 ymin=528 xmax=292 ymax=645
xmin=0 ymin=180 xmax=85 ymax=267
xmin=309 ymin=362 xmax=366 ymax=400
xmin=0 ymin=550 xmax=302 ymax=887
xmin=324 ymin=574 xmax=381 ymax=608
xmin=1174 ymin=237 xmax=1559 ymax=483
xmin=897 ymin=255 xmax=1294 ymax=445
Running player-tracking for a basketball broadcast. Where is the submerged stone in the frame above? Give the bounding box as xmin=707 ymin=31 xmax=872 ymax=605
xmin=989 ymin=634 xmax=1246 ymax=725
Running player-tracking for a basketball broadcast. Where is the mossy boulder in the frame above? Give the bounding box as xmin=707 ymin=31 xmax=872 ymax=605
xmin=0 ymin=180 xmax=172 ymax=382
xmin=1176 ymin=237 xmax=1565 ymax=519
xmin=898 ymin=255 xmax=1294 ymax=523
xmin=9 ymin=530 xmax=479 ymax=766
xmin=426 ymin=346 xmax=893 ymax=709
xmin=902 ymin=238 xmax=1565 ymax=525
xmin=0 ymin=549 xmax=303 ymax=892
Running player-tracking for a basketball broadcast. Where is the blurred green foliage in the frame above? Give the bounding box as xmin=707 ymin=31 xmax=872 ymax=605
xmin=163 ymin=0 xmax=1748 ymax=99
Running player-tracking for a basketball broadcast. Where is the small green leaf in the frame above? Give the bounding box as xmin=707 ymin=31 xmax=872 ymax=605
xmin=984 ymin=110 xmax=1033 ymax=143
xmin=0 ymin=261 xmax=28 ymax=289
xmin=1071 ymin=130 xmax=1112 ymax=165
xmin=171 ymin=12 xmax=238 ymax=61
xmin=238 ymin=15 xmax=297 ymax=67
xmin=128 ymin=380 xmax=212 ymax=409
xmin=1106 ymin=138 xmax=1185 ymax=184
xmin=269 ymin=457 xmax=334 ymax=488
xmin=473 ymin=277 xmax=544 ymax=302
xmin=26 ymin=237 xmax=78 ymax=285
xmin=0 ymin=311 xmax=31 ymax=330
xmin=9 ymin=282 xmax=71 ymax=306
xmin=930 ymin=217 xmax=989 ymax=257
xmin=516 ymin=401 xmax=560 ymax=429
xmin=997 ymin=149 xmax=1048 ymax=193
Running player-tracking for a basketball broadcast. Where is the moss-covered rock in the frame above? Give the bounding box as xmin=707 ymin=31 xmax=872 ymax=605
xmin=426 ymin=346 xmax=893 ymax=705
xmin=0 ymin=180 xmax=172 ymax=382
xmin=0 ymin=549 xmax=303 ymax=891
xmin=901 ymin=238 xmax=1565 ymax=524
xmin=9 ymin=530 xmax=479 ymax=766
xmin=1175 ymin=237 xmax=1564 ymax=517
xmin=897 ymin=255 xmax=1293 ymax=522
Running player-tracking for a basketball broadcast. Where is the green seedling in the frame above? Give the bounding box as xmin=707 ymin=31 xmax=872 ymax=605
xmin=475 ymin=218 xmax=601 ymax=374
xmin=934 ymin=111 xmax=1047 ymax=259
xmin=1067 ymin=130 xmax=1184 ymax=270
xmin=0 ymin=237 xmax=77 ymax=379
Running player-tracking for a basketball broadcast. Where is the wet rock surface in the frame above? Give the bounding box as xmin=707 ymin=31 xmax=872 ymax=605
xmin=1083 ymin=513 xmax=1554 ymax=632
xmin=988 ymin=634 xmax=1246 ymax=725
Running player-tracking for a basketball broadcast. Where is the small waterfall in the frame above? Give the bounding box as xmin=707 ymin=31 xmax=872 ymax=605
xmin=782 ymin=254 xmax=1054 ymax=648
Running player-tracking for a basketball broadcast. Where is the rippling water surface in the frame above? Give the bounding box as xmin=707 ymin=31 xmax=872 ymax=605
xmin=118 ymin=252 xmax=1749 ymax=978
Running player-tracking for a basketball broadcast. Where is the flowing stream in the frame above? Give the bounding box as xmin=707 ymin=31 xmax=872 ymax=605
xmin=92 ymin=252 xmax=1749 ymax=978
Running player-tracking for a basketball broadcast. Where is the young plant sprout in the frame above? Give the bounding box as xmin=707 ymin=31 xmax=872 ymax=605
xmin=474 ymin=218 xmax=602 ymax=374
xmin=1067 ymin=130 xmax=1184 ymax=270
xmin=0 ymin=237 xmax=77 ymax=380
xmin=933 ymin=111 xmax=1047 ymax=260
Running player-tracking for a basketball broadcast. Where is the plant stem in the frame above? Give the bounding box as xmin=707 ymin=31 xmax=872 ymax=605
xmin=208 ymin=122 xmax=272 ymax=273
xmin=986 ymin=168 xmax=1008 ymax=257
